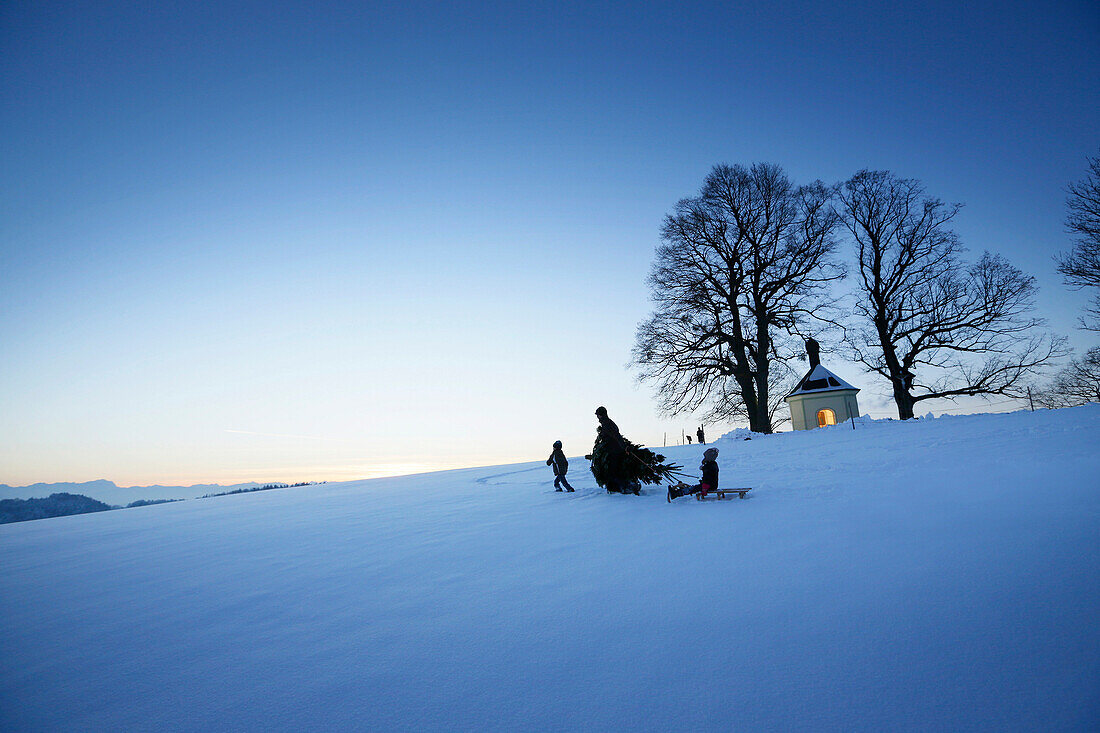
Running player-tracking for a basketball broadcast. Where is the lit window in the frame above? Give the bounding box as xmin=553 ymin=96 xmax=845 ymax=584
xmin=817 ymin=408 xmax=836 ymax=427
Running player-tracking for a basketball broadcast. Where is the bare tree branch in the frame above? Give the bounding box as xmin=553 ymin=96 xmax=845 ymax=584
xmin=1056 ymin=150 xmax=1100 ymax=331
xmin=633 ymin=163 xmax=843 ymax=432
xmin=1034 ymin=346 xmax=1100 ymax=407
xmin=837 ymin=170 xmax=1067 ymax=419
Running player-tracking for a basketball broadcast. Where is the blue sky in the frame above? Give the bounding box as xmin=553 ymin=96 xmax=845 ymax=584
xmin=2 ymin=1 xmax=1098 ymax=486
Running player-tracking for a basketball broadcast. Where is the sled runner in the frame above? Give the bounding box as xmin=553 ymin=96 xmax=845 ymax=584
xmin=696 ymin=487 xmax=752 ymax=500
xmin=667 ymin=484 xmax=753 ymax=502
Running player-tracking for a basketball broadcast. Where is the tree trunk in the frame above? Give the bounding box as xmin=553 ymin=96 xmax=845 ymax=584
xmin=893 ymin=380 xmax=915 ymax=420
xmin=747 ymin=401 xmax=772 ymax=433
xmin=874 ymin=312 xmax=916 ymax=420
xmin=752 ymin=323 xmax=774 ymax=433
xmin=733 ymin=368 xmax=767 ymax=432
xmin=730 ymin=350 xmax=771 ymax=433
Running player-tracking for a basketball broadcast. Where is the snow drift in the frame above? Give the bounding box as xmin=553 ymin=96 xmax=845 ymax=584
xmin=1 ymin=406 xmax=1098 ymax=731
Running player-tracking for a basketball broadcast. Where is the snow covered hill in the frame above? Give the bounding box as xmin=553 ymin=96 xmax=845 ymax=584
xmin=2 ymin=406 xmax=1098 ymax=731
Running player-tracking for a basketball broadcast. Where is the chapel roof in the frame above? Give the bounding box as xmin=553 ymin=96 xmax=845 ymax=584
xmin=786 ymin=364 xmax=859 ymax=398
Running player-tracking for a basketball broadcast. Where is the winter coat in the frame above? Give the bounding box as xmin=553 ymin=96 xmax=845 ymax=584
xmin=598 ymin=415 xmax=626 ymax=455
xmin=700 ymin=458 xmax=719 ymax=489
xmin=547 ymin=449 xmax=569 ymax=476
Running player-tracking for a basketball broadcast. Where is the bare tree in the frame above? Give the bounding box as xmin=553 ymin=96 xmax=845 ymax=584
xmin=1034 ymin=346 xmax=1100 ymax=408
xmin=838 ymin=170 xmax=1066 ymax=419
xmin=633 ymin=163 xmax=843 ymax=433
xmin=1056 ymin=151 xmax=1100 ymax=331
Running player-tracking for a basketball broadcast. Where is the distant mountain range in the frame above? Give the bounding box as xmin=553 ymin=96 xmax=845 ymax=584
xmin=0 ymin=480 xmax=269 ymax=506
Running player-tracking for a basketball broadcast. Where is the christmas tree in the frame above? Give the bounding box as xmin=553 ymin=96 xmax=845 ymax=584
xmin=589 ymin=426 xmax=683 ymax=493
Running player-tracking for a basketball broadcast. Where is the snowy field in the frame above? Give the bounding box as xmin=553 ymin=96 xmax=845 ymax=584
xmin=2 ymin=406 xmax=1098 ymax=731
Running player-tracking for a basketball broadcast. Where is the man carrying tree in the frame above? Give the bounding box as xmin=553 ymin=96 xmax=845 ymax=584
xmin=590 ymin=406 xmax=681 ymax=494
xmin=594 ymin=406 xmax=630 ymax=493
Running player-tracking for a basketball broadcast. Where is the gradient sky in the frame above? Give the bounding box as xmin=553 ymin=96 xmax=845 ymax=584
xmin=2 ymin=1 xmax=1098 ymax=486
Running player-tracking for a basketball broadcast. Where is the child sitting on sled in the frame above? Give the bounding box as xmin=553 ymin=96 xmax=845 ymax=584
xmin=667 ymin=447 xmax=719 ymax=502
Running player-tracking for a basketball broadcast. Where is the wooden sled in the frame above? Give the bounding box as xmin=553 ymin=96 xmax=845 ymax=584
xmin=695 ymin=487 xmax=752 ymax=500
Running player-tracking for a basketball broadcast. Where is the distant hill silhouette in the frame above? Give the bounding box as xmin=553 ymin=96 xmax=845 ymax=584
xmin=0 ymin=480 xmax=269 ymax=506
xmin=0 ymin=493 xmax=113 ymax=524
xmin=0 ymin=481 xmax=326 ymax=524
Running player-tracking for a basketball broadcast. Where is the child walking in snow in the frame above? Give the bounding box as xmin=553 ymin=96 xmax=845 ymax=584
xmin=667 ymin=447 xmax=719 ymax=502
xmin=547 ymin=440 xmax=575 ymax=492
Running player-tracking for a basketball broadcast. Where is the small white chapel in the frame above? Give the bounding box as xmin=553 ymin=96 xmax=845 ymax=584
xmin=785 ymin=338 xmax=861 ymax=430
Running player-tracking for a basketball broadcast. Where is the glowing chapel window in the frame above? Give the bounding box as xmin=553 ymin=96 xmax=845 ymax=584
xmin=817 ymin=408 xmax=837 ymax=427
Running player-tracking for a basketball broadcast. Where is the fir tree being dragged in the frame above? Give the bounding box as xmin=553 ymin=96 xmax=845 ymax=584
xmin=589 ymin=406 xmax=682 ymax=494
